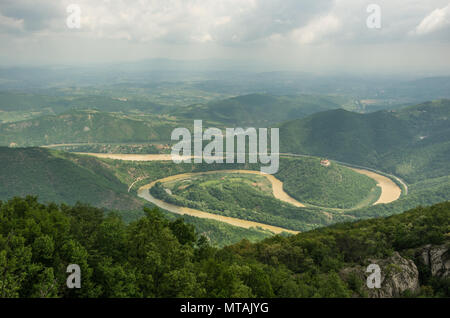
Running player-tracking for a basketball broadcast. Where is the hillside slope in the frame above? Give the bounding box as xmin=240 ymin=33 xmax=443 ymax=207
xmin=280 ymin=108 xmax=413 ymax=165
xmin=171 ymin=93 xmax=343 ymax=126
xmin=0 ymin=110 xmax=181 ymax=146
xmin=0 ymin=147 xmax=141 ymax=210
xmin=279 ymin=99 xmax=450 ymax=183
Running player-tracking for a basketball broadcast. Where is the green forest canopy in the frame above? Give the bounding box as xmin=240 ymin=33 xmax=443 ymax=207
xmin=0 ymin=196 xmax=448 ymax=298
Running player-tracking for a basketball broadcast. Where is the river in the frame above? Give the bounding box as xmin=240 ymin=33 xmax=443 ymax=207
xmin=74 ymin=152 xmax=403 ymax=234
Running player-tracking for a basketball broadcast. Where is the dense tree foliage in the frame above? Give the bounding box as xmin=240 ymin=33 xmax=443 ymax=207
xmin=0 ymin=197 xmax=448 ymax=298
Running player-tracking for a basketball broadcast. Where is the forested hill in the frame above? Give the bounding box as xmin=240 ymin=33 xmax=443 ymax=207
xmin=170 ymin=93 xmax=344 ymax=126
xmin=279 ymin=99 xmax=450 ymax=183
xmin=0 ymin=147 xmax=141 ymax=210
xmin=0 ymin=110 xmax=181 ymax=147
xmin=280 ymin=108 xmax=412 ymax=165
xmin=0 ymin=197 xmax=448 ymax=297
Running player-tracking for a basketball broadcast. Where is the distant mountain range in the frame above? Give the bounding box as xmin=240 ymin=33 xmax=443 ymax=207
xmin=0 ymin=91 xmax=167 ymax=113
xmin=1 ymin=62 xmax=450 ymax=105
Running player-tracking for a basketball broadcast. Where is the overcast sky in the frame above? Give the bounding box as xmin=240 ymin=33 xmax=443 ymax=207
xmin=1 ymin=0 xmax=449 ymax=75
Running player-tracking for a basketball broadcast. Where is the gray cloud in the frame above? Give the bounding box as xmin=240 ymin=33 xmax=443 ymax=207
xmin=1 ymin=0 xmax=448 ymax=44
xmin=0 ymin=0 xmax=64 ymax=32
xmin=0 ymin=0 xmax=448 ymax=74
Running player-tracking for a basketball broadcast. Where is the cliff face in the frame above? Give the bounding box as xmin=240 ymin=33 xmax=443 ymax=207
xmin=340 ymin=242 xmax=449 ymax=298
xmin=417 ymin=243 xmax=450 ymax=278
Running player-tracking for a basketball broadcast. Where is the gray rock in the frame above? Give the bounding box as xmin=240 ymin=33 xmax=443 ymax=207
xmin=340 ymin=243 xmax=449 ymax=298
xmin=418 ymin=243 xmax=450 ymax=278
xmin=340 ymin=252 xmax=420 ymax=298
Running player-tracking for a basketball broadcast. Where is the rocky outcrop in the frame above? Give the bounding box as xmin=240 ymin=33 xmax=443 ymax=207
xmin=368 ymin=252 xmax=420 ymax=298
xmin=340 ymin=243 xmax=449 ymax=298
xmin=340 ymin=252 xmax=420 ymax=298
xmin=417 ymin=243 xmax=450 ymax=278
